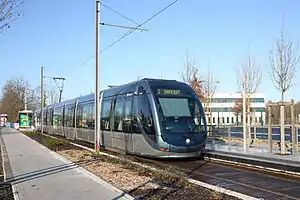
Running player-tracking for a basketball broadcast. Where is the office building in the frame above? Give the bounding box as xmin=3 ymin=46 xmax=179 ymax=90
xmin=203 ymin=92 xmax=266 ymax=126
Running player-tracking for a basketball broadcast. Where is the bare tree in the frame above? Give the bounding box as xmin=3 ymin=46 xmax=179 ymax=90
xmin=268 ymin=18 xmax=300 ymax=154
xmin=203 ymin=67 xmax=217 ymax=99
xmin=268 ymin=20 xmax=300 ymax=102
xmin=237 ymin=53 xmax=262 ymax=99
xmin=0 ymin=77 xmax=27 ymax=121
xmin=179 ymin=49 xmax=205 ymax=99
xmin=232 ymin=98 xmax=253 ymax=125
xmin=202 ymin=67 xmax=217 ymax=125
xmin=46 ymin=86 xmax=59 ymax=105
xmin=236 ymin=52 xmax=262 ymax=142
xmin=0 ymin=77 xmax=44 ymax=121
xmin=0 ymin=0 xmax=23 ymax=33
xmin=27 ymin=86 xmax=42 ymax=110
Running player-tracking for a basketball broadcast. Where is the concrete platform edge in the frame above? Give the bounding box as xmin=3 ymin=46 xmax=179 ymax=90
xmin=12 ymin=184 xmax=20 ymax=200
xmin=20 ymin=133 xmax=135 ymax=200
xmin=1 ymin=130 xmax=20 ymax=200
xmin=205 ymin=150 xmax=300 ymax=174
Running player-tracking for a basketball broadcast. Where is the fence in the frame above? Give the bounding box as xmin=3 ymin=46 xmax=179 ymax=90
xmin=207 ymin=124 xmax=300 ymax=155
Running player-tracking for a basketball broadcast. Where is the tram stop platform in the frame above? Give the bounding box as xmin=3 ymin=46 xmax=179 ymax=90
xmin=0 ymin=127 xmax=134 ymax=200
xmin=205 ymin=140 xmax=300 ymax=173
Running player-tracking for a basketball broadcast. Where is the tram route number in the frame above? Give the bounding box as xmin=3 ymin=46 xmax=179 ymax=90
xmin=157 ymin=89 xmax=180 ymax=95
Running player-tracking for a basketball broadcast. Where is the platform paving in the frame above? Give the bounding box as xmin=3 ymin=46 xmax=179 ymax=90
xmin=0 ymin=128 xmax=133 ymax=200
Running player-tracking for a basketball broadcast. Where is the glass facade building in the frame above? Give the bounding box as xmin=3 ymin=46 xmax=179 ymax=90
xmin=202 ymin=93 xmax=266 ymax=126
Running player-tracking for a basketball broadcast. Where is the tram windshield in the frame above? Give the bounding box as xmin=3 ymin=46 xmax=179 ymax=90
xmin=151 ymin=84 xmax=206 ymax=134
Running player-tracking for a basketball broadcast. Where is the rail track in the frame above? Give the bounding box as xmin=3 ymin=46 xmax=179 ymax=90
xmin=156 ymin=159 xmax=300 ymax=200
xmin=43 ymin=133 xmax=300 ymax=200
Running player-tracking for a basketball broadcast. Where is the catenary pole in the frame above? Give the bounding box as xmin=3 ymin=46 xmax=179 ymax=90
xmin=95 ymin=0 xmax=101 ymax=152
xmin=41 ymin=66 xmax=44 ymax=134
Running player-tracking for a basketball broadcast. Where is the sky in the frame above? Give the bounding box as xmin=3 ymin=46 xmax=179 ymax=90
xmin=1 ymin=0 xmax=300 ymax=103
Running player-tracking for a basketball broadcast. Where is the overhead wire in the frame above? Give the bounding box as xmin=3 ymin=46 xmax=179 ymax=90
xmin=75 ymin=0 xmax=178 ymax=67
xmin=76 ymin=2 xmax=142 ymax=68
xmin=100 ymin=0 xmax=178 ymax=54
xmin=100 ymin=2 xmax=141 ymax=26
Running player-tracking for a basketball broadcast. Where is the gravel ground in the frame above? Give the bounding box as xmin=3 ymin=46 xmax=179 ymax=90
xmin=24 ymin=132 xmax=242 ymax=200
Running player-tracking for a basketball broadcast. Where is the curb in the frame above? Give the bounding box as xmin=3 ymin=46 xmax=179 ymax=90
xmin=205 ymin=150 xmax=300 ymax=175
xmin=0 ymin=128 xmax=20 ymax=200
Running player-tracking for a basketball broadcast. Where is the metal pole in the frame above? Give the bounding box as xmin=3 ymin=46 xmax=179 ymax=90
xmin=95 ymin=0 xmax=100 ymax=152
xmin=280 ymin=104 xmax=285 ymax=154
xmin=242 ymin=72 xmax=247 ymax=153
xmin=268 ymin=105 xmax=272 ymax=154
xmin=228 ymin=125 xmax=231 ymax=151
xmin=59 ymin=90 xmax=62 ymax=103
xmin=41 ymin=66 xmax=44 ymax=134
xmin=24 ymin=84 xmax=27 ymax=110
xmin=296 ymin=127 xmax=299 ymax=155
xmin=247 ymin=96 xmax=251 ymax=144
xmin=291 ymin=99 xmax=295 ymax=156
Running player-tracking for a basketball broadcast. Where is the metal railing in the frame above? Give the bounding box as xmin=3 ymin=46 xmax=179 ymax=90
xmin=207 ymin=124 xmax=300 ymax=156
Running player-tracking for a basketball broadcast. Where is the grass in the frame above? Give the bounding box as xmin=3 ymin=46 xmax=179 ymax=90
xmin=24 ymin=131 xmax=72 ymax=151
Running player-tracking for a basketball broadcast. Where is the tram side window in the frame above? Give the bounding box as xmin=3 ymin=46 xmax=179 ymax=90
xmin=50 ymin=109 xmax=54 ymax=125
xmin=136 ymin=94 xmax=155 ymax=136
xmin=86 ymin=102 xmax=94 ymax=129
xmin=76 ymin=104 xmax=83 ymax=128
xmin=64 ymin=105 xmax=75 ymax=127
xmin=132 ymin=97 xmax=140 ymax=134
xmin=54 ymin=107 xmax=63 ymax=127
xmin=47 ymin=109 xmax=53 ymax=125
xmin=101 ymin=99 xmax=112 ymax=130
xmin=77 ymin=102 xmax=93 ymax=129
xmin=113 ymin=98 xmax=124 ymax=132
xmin=90 ymin=102 xmax=95 ymax=128
xmin=123 ymin=97 xmax=132 ymax=133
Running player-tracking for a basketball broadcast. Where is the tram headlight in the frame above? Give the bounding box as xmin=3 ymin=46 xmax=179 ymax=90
xmin=186 ymin=138 xmax=191 ymax=144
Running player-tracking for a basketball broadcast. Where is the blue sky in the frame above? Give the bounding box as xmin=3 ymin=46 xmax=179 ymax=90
xmin=1 ymin=0 xmax=300 ymax=102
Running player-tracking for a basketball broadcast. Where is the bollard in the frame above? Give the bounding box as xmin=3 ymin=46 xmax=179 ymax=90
xmin=280 ymin=105 xmax=285 ymax=154
xmin=228 ymin=126 xmax=231 ymax=151
xmin=254 ymin=120 xmax=257 ymax=140
xmin=291 ymin=99 xmax=296 ymax=156
xmin=268 ymin=106 xmax=272 ymax=154
xmin=296 ymin=127 xmax=299 ymax=155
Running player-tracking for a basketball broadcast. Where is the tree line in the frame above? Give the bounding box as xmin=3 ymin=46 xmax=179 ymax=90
xmin=0 ymin=77 xmax=59 ymax=122
xmin=265 ymin=101 xmax=300 ymax=125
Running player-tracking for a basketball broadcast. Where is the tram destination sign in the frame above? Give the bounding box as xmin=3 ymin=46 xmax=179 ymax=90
xmin=156 ymin=89 xmax=181 ymax=95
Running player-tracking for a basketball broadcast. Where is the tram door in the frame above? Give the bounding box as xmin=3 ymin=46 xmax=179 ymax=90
xmin=111 ymin=96 xmax=133 ymax=152
xmin=111 ymin=97 xmax=126 ymax=150
xmin=123 ymin=97 xmax=133 ymax=153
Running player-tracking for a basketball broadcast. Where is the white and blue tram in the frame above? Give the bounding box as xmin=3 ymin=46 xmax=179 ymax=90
xmin=34 ymin=78 xmax=207 ymax=158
